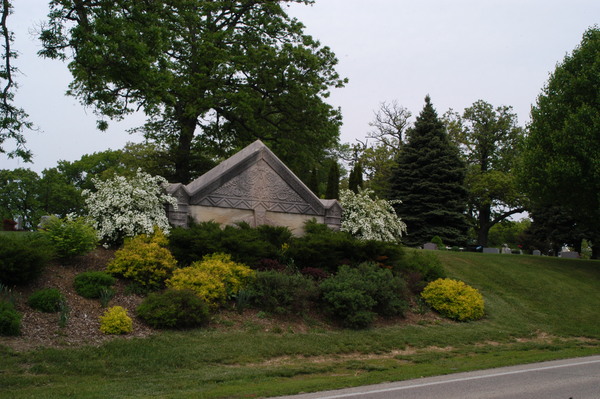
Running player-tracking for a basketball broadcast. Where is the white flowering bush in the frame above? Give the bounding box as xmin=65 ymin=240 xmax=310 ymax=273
xmin=82 ymin=170 xmax=177 ymax=245
xmin=339 ymin=188 xmax=407 ymax=243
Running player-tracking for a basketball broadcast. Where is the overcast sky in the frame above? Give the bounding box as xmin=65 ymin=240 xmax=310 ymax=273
xmin=2 ymin=0 xmax=599 ymax=173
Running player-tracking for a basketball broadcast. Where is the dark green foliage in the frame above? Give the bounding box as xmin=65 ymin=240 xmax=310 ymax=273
xmin=247 ymin=271 xmax=319 ymax=314
xmin=325 ymin=161 xmax=340 ymax=199
xmin=308 ymin=168 xmax=320 ymax=197
xmin=390 ymin=96 xmax=469 ymax=247
xmin=136 ymin=289 xmax=209 ymax=329
xmin=73 ymin=271 xmax=117 ymax=299
xmin=320 ymin=263 xmax=408 ymax=329
xmin=0 ymin=232 xmax=53 ymax=285
xmin=399 ymin=250 xmax=446 ymax=293
xmin=522 ymin=27 xmax=600 ymax=258
xmin=0 ymin=300 xmax=21 ymax=336
xmin=169 ymin=222 xmax=291 ymax=267
xmin=348 ymin=162 xmax=363 ymax=193
xmin=42 ymin=216 xmax=98 ymax=259
xmin=27 ymin=288 xmax=64 ymax=313
xmin=287 ymin=220 xmax=403 ymax=273
xmin=40 ymin=1 xmax=345 ymax=184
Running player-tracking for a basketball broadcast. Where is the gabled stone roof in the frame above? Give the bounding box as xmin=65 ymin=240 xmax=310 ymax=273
xmin=166 ymin=140 xmax=341 ymax=228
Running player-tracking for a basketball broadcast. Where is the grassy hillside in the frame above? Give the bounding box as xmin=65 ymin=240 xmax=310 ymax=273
xmin=1 ymin=251 xmax=599 ymax=398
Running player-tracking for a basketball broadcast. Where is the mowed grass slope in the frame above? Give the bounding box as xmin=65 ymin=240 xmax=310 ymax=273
xmin=1 ymin=251 xmax=599 ymax=398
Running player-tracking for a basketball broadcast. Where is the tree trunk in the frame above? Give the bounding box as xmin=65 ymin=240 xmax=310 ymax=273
xmin=174 ymin=115 xmax=198 ymax=184
xmin=477 ymin=204 xmax=492 ymax=247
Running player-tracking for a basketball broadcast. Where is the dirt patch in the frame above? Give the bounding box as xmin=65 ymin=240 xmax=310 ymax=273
xmin=0 ymin=248 xmax=153 ymax=352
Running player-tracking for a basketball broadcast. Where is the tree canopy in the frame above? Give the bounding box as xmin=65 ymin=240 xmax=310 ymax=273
xmin=521 ymin=26 xmax=600 ymax=258
xmin=445 ymin=100 xmax=526 ymax=246
xmin=39 ymin=0 xmax=346 ymax=183
xmin=390 ymin=96 xmax=469 ymax=247
xmin=0 ymin=0 xmax=34 ymax=162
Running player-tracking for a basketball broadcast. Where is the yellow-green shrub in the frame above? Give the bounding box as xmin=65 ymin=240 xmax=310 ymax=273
xmin=421 ymin=278 xmax=485 ymax=321
xmin=107 ymin=229 xmax=177 ymax=289
xmin=166 ymin=253 xmax=255 ymax=308
xmin=99 ymin=306 xmax=133 ymax=334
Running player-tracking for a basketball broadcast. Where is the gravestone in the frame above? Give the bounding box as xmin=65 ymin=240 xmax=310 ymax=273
xmin=532 ymin=250 xmax=541 ymax=256
xmin=423 ymin=242 xmax=438 ymax=250
xmin=483 ymin=247 xmax=500 ymax=254
xmin=560 ymin=251 xmax=579 ymax=259
xmin=501 ymin=246 xmax=512 ymax=254
xmin=166 ymin=140 xmax=342 ymax=235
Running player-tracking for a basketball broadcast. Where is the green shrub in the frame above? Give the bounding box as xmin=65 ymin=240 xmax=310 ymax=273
xmin=399 ymin=250 xmax=446 ymax=293
xmin=169 ymin=222 xmax=289 ymax=267
xmin=41 ymin=216 xmax=98 ymax=259
xmin=421 ymin=278 xmax=485 ymax=321
xmin=73 ymin=271 xmax=116 ymax=299
xmin=247 ymin=271 xmax=319 ymax=314
xmin=431 ymin=235 xmax=445 ymax=250
xmin=287 ymin=220 xmax=404 ymax=273
xmin=136 ymin=289 xmax=209 ymax=329
xmin=0 ymin=301 xmax=21 ymax=336
xmin=0 ymin=233 xmax=53 ymax=285
xmin=107 ymin=229 xmax=177 ymax=290
xmin=320 ymin=262 xmax=408 ymax=329
xmin=99 ymin=306 xmax=133 ymax=334
xmin=166 ymin=253 xmax=255 ymax=308
xmin=27 ymin=288 xmax=64 ymax=313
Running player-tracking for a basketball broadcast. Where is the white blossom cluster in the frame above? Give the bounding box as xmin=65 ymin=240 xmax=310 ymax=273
xmin=82 ymin=170 xmax=178 ymax=245
xmin=339 ymin=188 xmax=407 ymax=243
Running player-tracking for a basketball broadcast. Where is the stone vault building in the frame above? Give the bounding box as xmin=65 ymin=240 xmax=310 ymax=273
xmin=166 ymin=140 xmax=342 ymax=235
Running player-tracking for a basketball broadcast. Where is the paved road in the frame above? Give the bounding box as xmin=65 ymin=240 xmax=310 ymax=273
xmin=270 ymin=355 xmax=600 ymax=399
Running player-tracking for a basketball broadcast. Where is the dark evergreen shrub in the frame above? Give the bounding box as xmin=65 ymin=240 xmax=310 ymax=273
xmin=320 ymin=262 xmax=408 ymax=329
xmin=0 ymin=233 xmax=53 ymax=285
xmin=169 ymin=222 xmax=289 ymax=267
xmin=0 ymin=301 xmax=21 ymax=336
xmin=247 ymin=271 xmax=319 ymax=314
xmin=287 ymin=220 xmax=403 ymax=273
xmin=28 ymin=288 xmax=64 ymax=313
xmin=136 ymin=289 xmax=209 ymax=329
xmin=74 ymin=271 xmax=117 ymax=299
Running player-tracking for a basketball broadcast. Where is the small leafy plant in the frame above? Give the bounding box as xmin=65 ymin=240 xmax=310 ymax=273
xmin=107 ymin=229 xmax=177 ymax=290
xmin=73 ymin=271 xmax=116 ymax=299
xmin=99 ymin=306 xmax=133 ymax=334
xmin=136 ymin=289 xmax=209 ymax=329
xmin=166 ymin=253 xmax=255 ymax=308
xmin=421 ymin=278 xmax=485 ymax=321
xmin=27 ymin=288 xmax=65 ymax=313
xmin=41 ymin=216 xmax=98 ymax=259
xmin=0 ymin=301 xmax=21 ymax=336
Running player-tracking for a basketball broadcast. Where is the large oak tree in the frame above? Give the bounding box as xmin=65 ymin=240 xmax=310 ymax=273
xmin=39 ymin=0 xmax=345 ymax=183
xmin=445 ymin=100 xmax=526 ymax=246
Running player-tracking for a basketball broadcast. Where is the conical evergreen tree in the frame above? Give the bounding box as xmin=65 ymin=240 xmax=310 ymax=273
xmin=390 ymin=96 xmax=469 ymax=247
xmin=308 ymin=167 xmax=320 ymax=197
xmin=325 ymin=161 xmax=340 ymax=199
xmin=348 ymin=162 xmax=364 ymax=193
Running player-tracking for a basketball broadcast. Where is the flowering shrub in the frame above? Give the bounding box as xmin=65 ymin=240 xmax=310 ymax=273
xmin=166 ymin=253 xmax=255 ymax=308
xmin=339 ymin=188 xmax=407 ymax=243
xmin=107 ymin=229 xmax=177 ymax=290
xmin=421 ymin=278 xmax=485 ymax=321
xmin=99 ymin=306 xmax=133 ymax=334
xmin=41 ymin=215 xmax=98 ymax=258
xmin=82 ymin=169 xmax=177 ymax=245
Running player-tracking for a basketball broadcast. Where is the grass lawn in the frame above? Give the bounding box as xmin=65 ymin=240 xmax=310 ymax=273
xmin=1 ymin=251 xmax=599 ymax=398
